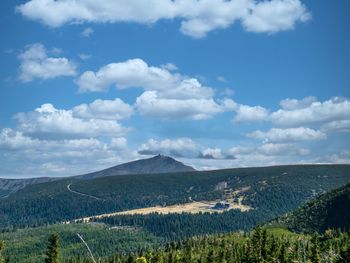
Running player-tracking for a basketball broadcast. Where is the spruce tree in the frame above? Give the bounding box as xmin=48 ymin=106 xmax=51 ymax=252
xmin=0 ymin=240 xmax=4 ymax=263
xmin=45 ymin=233 xmax=60 ymax=263
xmin=338 ymin=243 xmax=350 ymax=263
xmin=310 ymin=235 xmax=321 ymax=263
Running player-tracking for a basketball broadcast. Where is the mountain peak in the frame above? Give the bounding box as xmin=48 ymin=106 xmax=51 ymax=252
xmin=77 ymin=155 xmax=195 ymax=179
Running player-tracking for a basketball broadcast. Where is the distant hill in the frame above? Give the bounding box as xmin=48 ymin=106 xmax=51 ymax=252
xmin=0 ymin=155 xmax=195 ymax=196
xmin=76 ymin=155 xmax=196 ymax=179
xmin=1 ymin=164 xmax=350 ymax=230
xmin=277 ymin=182 xmax=350 ymax=233
xmin=0 ymin=177 xmax=56 ymax=198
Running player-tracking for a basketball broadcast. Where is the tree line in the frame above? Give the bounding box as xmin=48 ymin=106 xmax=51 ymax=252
xmin=1 ymin=226 xmax=350 ymax=262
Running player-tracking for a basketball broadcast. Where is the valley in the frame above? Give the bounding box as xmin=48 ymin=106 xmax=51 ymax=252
xmin=1 ymin=158 xmax=350 ymax=262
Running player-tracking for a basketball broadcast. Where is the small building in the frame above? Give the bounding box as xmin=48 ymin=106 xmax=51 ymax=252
xmin=215 ymin=181 xmax=228 ymax=190
xmin=213 ymin=201 xmax=230 ymax=210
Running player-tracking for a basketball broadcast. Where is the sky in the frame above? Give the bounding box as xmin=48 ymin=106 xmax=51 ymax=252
xmin=0 ymin=0 xmax=350 ymax=178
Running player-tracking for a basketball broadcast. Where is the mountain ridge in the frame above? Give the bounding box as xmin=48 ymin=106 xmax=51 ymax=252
xmin=0 ymin=155 xmax=195 ymax=196
xmin=75 ymin=154 xmax=196 ymax=179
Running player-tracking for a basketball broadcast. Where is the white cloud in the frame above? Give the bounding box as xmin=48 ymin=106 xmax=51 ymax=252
xmin=258 ymin=142 xmax=309 ymax=156
xmin=322 ymin=120 xmax=350 ymax=133
xmin=248 ymin=127 xmax=326 ymax=142
xmin=315 ymin=151 xmax=350 ymax=164
xmin=242 ymin=0 xmax=311 ymax=33
xmin=271 ymin=97 xmax=350 ymax=127
xmin=0 ymin=128 xmax=40 ymax=150
xmin=110 ymin=137 xmax=128 ymax=150
xmin=135 ymin=91 xmax=229 ymax=120
xmin=72 ymin=98 xmax=133 ymax=120
xmin=0 ymin=128 xmax=132 ymax=177
xmin=77 ymin=58 xmax=233 ymax=120
xmin=230 ymin=96 xmax=350 ymax=129
xmin=18 ymin=43 xmax=76 ymax=82
xmin=17 ymin=0 xmax=311 ymax=38
xmin=81 ymin=27 xmax=94 ymax=37
xmin=15 ymin=103 xmax=128 ymax=138
xmin=199 ymin=148 xmax=224 ymax=159
xmin=138 ymin=138 xmax=197 ymax=157
xmin=234 ymin=104 xmax=269 ymax=122
xmin=77 ymin=58 xmax=214 ymax=100
xmin=279 ymin=96 xmax=317 ymax=110
xmin=76 ymin=58 xmax=181 ymax=93
xmin=160 ymin=63 xmax=178 ymax=71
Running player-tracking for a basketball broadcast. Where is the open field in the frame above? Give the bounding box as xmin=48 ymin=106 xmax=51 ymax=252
xmin=73 ymin=199 xmax=252 ymax=223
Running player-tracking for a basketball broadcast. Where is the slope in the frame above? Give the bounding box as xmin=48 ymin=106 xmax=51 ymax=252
xmin=0 ymin=155 xmax=195 ymax=196
xmin=1 ymin=164 xmax=350 ymax=231
xmin=76 ymin=154 xmax=196 ymax=179
xmin=277 ymin=182 xmax=350 ymax=233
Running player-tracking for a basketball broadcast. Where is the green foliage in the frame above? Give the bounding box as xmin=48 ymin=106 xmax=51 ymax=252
xmin=45 ymin=233 xmax=60 ymax=263
xmin=1 ymin=164 xmax=350 ymax=232
xmin=29 ymin=227 xmax=350 ymax=263
xmin=0 ymin=240 xmax=4 ymax=263
xmin=96 ymin=210 xmax=265 ymax=240
xmin=0 ymin=223 xmax=161 ymax=262
xmin=279 ymin=182 xmax=350 ymax=233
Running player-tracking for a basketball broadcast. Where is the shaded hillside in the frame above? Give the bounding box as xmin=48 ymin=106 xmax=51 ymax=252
xmin=0 ymin=177 xmax=56 ymax=198
xmin=278 ymin=182 xmax=350 ymax=233
xmin=0 ymin=165 xmax=350 ymax=231
xmin=76 ymin=155 xmax=195 ymax=179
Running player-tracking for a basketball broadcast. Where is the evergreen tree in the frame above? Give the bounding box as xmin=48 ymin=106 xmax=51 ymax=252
xmin=310 ymin=235 xmax=321 ymax=263
xmin=45 ymin=233 xmax=60 ymax=263
xmin=338 ymin=242 xmax=350 ymax=263
xmin=251 ymin=226 xmax=264 ymax=263
xmin=0 ymin=240 xmax=4 ymax=263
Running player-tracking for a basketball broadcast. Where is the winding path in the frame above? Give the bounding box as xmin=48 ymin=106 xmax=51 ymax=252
xmin=67 ymin=183 xmax=103 ymax=200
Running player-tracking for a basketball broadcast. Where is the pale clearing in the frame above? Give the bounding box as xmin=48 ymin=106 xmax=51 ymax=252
xmin=71 ymin=200 xmax=252 ymax=223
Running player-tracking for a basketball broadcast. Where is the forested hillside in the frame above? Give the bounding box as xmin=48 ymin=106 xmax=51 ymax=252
xmin=1 ymin=164 xmax=349 ymax=232
xmin=2 ymin=226 xmax=350 ymax=262
xmin=0 ymin=223 xmax=161 ymax=262
xmin=278 ymin=182 xmax=350 ymax=233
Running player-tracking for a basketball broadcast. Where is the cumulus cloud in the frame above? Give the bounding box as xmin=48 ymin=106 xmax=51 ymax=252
xmin=230 ymin=96 xmax=350 ymax=129
xmin=248 ymin=127 xmax=326 ymax=142
xmin=15 ymin=103 xmax=129 ymax=139
xmin=135 ymin=91 xmax=231 ymax=120
xmin=77 ymin=58 xmax=235 ymax=120
xmin=0 ymin=128 xmax=40 ymax=150
xmin=322 ymin=120 xmax=350 ymax=133
xmin=76 ymin=58 xmax=213 ymax=99
xmin=0 ymin=127 xmax=131 ymax=177
xmin=271 ymin=97 xmax=350 ymax=127
xmin=17 ymin=0 xmax=311 ymax=38
xmin=234 ymin=104 xmax=269 ymax=122
xmin=242 ymin=0 xmax=311 ymax=33
xmin=198 ymin=147 xmax=235 ymax=160
xmin=279 ymin=96 xmax=317 ymax=110
xmin=18 ymin=43 xmax=76 ymax=82
xmin=72 ymin=98 xmax=133 ymax=120
xmin=257 ymin=142 xmax=309 ymax=156
xmin=160 ymin=63 xmax=178 ymax=71
xmin=138 ymin=138 xmax=197 ymax=157
xmin=110 ymin=137 xmax=128 ymax=150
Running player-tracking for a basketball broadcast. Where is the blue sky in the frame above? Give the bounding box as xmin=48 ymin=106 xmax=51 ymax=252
xmin=1 ymin=0 xmax=350 ymax=178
